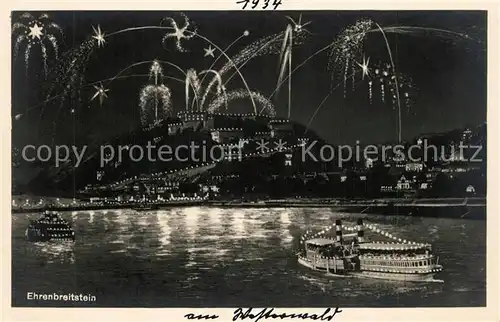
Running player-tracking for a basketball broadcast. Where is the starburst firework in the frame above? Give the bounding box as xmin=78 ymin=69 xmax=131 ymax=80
xmin=161 ymin=13 xmax=197 ymax=52
xmin=91 ymin=83 xmax=110 ymax=107
xmin=12 ymin=12 xmax=63 ymax=76
xmin=92 ymin=25 xmax=106 ymax=48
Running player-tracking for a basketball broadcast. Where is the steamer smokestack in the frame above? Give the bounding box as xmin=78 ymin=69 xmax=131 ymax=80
xmin=335 ymin=219 xmax=343 ymax=243
xmin=357 ymin=218 xmax=365 ymax=243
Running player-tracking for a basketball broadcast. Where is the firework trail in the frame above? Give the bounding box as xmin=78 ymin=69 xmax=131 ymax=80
xmin=276 ymin=24 xmax=292 ymax=95
xmin=161 ymin=13 xmax=197 ymax=52
xmin=227 ymin=30 xmax=305 ymax=69
xmin=275 ymin=23 xmax=295 ymax=118
xmin=200 ymin=27 xmax=308 ymax=111
xmin=207 ymin=89 xmax=276 ymax=116
xmin=185 ymin=69 xmax=201 ymax=111
xmin=40 ymin=41 xmax=48 ymax=75
xmin=24 ymin=43 xmax=32 ymax=74
xmin=140 ymin=85 xmax=172 ymax=126
xmin=46 ymin=38 xmax=97 ymax=142
xmin=12 ymin=12 xmax=63 ymax=76
xmin=278 ymin=24 xmax=293 ymax=74
xmin=381 ymin=26 xmax=483 ymax=44
xmin=44 ymin=39 xmax=96 ymax=116
xmin=276 ymin=14 xmax=311 ymax=104
xmin=305 ymin=71 xmax=356 ymax=133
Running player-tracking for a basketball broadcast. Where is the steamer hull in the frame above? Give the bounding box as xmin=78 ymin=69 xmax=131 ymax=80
xmin=297 ymin=257 xmax=443 ymax=282
xmin=349 ymin=271 xmax=442 ymax=282
xmin=298 ymin=256 xmax=351 ymax=273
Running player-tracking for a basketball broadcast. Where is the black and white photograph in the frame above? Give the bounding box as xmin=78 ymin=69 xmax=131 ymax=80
xmin=9 ymin=7 xmax=491 ymax=311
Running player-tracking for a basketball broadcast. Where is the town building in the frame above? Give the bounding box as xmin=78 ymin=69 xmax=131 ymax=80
xmin=405 ymin=162 xmax=424 ymax=172
xmin=177 ymin=111 xmax=209 ymax=130
xmin=167 ymin=122 xmax=183 ymax=136
xmin=210 ymin=128 xmax=245 ymax=144
xmin=396 ymin=175 xmax=412 ymax=191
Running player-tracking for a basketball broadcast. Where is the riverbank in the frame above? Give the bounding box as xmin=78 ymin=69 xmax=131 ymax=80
xmin=11 ymin=197 xmax=486 ymax=220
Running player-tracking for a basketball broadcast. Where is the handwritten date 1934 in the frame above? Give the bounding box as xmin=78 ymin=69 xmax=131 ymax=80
xmin=236 ymin=0 xmax=283 ymax=10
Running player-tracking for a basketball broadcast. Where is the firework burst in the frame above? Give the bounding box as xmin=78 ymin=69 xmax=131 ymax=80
xmin=327 ymin=18 xmax=374 ymax=96
xmin=92 ymin=25 xmax=106 ymax=48
xmin=351 ymin=59 xmax=415 ymax=110
xmin=139 ymin=61 xmax=173 ymax=126
xmin=161 ymin=13 xmax=197 ymax=52
xmin=370 ymin=61 xmax=415 ymax=110
xmin=12 ymin=12 xmax=63 ymax=76
xmin=140 ymin=85 xmax=172 ymax=126
xmin=285 ymin=14 xmax=312 ymax=34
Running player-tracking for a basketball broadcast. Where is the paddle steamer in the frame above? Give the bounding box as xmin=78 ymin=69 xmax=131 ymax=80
xmin=298 ymin=219 xmax=443 ymax=282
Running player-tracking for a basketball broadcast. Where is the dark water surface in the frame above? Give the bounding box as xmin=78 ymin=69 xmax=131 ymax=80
xmin=12 ymin=207 xmax=486 ymax=307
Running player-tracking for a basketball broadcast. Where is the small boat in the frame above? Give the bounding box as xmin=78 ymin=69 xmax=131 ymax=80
xmin=297 ymin=219 xmax=443 ymax=282
xmin=25 ymin=210 xmax=75 ymax=242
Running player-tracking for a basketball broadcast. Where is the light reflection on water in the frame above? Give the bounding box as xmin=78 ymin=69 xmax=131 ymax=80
xmin=12 ymin=207 xmax=485 ymax=307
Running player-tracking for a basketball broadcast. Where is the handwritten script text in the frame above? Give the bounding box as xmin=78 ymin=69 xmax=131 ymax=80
xmin=185 ymin=313 xmax=220 ymax=320
xmin=233 ymin=307 xmax=343 ymax=322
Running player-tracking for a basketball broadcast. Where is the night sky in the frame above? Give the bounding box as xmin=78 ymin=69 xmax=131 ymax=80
xmin=12 ymin=11 xmax=486 ymax=146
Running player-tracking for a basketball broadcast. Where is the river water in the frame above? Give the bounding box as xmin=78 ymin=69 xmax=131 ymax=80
xmin=12 ymin=207 xmax=486 ymax=307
